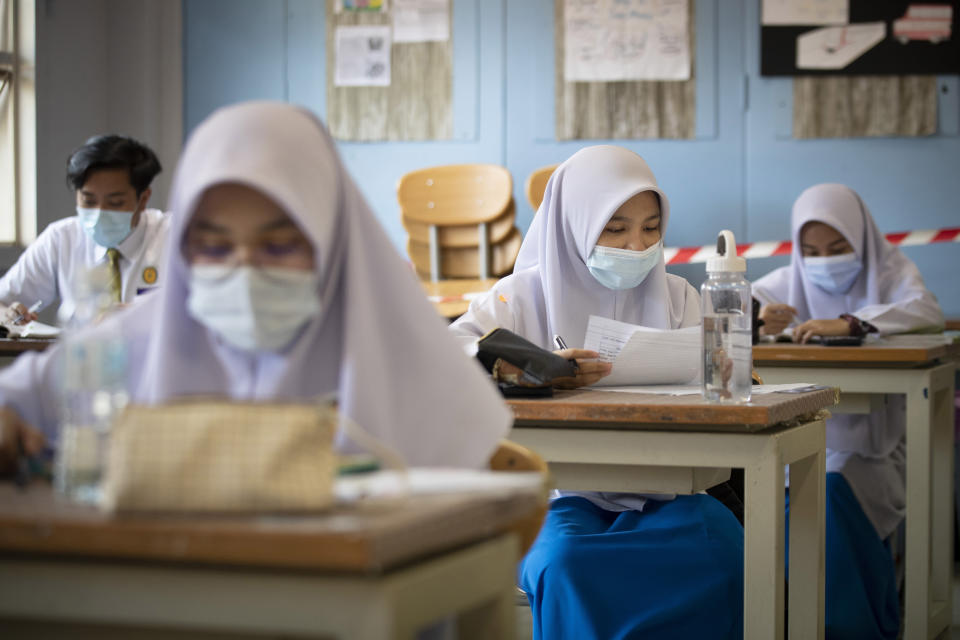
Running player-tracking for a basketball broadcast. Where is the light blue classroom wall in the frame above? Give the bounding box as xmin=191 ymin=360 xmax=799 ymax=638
xmin=183 ymin=0 xmax=960 ymax=315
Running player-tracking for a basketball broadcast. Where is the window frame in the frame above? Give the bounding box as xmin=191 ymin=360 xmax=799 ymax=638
xmin=0 ymin=0 xmax=36 ymax=263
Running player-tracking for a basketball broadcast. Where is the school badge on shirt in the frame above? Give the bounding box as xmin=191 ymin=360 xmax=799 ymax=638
xmin=142 ymin=266 xmax=158 ymax=285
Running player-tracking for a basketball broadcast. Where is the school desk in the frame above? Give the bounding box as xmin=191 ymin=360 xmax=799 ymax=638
xmin=0 ymin=337 xmax=55 ymax=368
xmin=508 ymin=388 xmax=835 ymax=640
xmin=421 ymin=278 xmax=497 ymax=319
xmin=755 ymin=336 xmax=959 ymax=640
xmin=0 ymin=478 xmax=542 ymax=639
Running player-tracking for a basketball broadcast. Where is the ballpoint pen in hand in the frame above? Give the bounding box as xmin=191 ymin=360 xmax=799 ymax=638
xmin=553 ymin=334 xmax=568 ymax=351
xmin=15 ymin=300 xmax=42 ymax=325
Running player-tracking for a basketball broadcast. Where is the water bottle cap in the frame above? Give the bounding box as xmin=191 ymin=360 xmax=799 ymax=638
xmin=706 ymin=230 xmax=747 ymax=273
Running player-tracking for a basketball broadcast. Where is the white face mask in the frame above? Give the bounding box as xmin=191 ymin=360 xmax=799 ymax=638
xmin=186 ymin=265 xmax=321 ymax=352
xmin=586 ymin=241 xmax=662 ymax=290
xmin=803 ymin=253 xmax=862 ymax=294
xmin=77 ymin=207 xmax=135 ymax=248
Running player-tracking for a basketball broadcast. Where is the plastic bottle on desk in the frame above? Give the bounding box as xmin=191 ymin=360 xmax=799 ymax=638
xmin=701 ymin=230 xmax=752 ymax=404
xmin=55 ymin=264 xmax=128 ymax=504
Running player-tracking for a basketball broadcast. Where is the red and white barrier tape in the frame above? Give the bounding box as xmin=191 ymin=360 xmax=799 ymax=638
xmin=425 ymin=227 xmax=960 ymax=303
xmin=663 ymin=227 xmax=960 ymax=265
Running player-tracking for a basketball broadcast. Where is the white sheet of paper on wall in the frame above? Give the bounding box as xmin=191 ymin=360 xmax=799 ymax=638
xmin=564 ymin=0 xmax=691 ymax=82
xmin=393 ymin=0 xmax=449 ymax=43
xmin=334 ymin=25 xmax=392 ymax=87
xmin=762 ymin=0 xmax=849 ymax=26
xmin=796 ymin=22 xmax=886 ymax=70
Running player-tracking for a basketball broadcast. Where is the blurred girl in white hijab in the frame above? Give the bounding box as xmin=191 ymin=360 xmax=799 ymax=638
xmin=0 ymin=102 xmax=511 ymax=474
xmin=754 ymin=183 xmax=944 ymax=639
xmin=452 ymin=146 xmax=743 ymax=640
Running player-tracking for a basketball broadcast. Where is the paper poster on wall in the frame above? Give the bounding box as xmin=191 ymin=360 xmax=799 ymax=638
xmin=762 ymin=1 xmax=960 ymax=75
xmin=335 ymin=0 xmax=387 ymax=12
xmin=797 ymin=22 xmax=885 ymax=68
xmin=334 ymin=26 xmax=392 ymax=87
xmin=563 ymin=0 xmax=690 ymax=82
xmin=762 ymin=0 xmax=849 ymax=26
xmin=392 ymin=0 xmax=449 ymax=43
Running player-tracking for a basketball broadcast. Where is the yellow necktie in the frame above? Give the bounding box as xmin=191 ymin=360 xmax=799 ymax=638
xmin=106 ymin=248 xmax=122 ymax=303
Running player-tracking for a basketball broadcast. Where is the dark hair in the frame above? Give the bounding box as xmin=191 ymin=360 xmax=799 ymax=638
xmin=66 ymin=135 xmax=162 ymax=196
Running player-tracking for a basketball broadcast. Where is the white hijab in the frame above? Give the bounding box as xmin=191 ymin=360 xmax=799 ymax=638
xmin=754 ymin=183 xmax=943 ymax=332
xmin=114 ymin=102 xmax=510 ymax=468
xmin=498 ymin=145 xmax=695 ymax=348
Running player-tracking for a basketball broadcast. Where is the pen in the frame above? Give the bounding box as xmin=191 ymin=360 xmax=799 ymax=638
xmin=15 ymin=300 xmax=42 ymax=325
xmin=553 ymin=334 xmax=568 ymax=350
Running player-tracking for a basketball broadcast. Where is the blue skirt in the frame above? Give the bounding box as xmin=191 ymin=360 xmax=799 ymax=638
xmin=519 ymin=495 xmax=744 ymax=640
xmin=787 ymin=472 xmax=900 ymax=640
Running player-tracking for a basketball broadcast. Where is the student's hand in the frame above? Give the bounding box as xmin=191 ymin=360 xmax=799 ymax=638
xmin=551 ymin=349 xmax=613 ymax=389
xmin=793 ymin=318 xmax=850 ymax=344
xmin=759 ymin=304 xmax=797 ymax=336
xmin=0 ymin=407 xmax=46 ymax=477
xmin=1 ymin=302 xmax=38 ymax=326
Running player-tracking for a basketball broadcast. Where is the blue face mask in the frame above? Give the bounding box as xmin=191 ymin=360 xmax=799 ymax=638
xmin=803 ymin=253 xmax=862 ymax=294
xmin=77 ymin=207 xmax=135 ymax=248
xmin=586 ymin=241 xmax=662 ymax=290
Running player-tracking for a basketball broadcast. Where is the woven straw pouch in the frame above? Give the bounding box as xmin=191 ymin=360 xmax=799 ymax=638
xmin=101 ymin=401 xmax=336 ymax=513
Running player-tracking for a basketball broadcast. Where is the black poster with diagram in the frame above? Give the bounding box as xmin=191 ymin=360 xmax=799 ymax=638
xmin=761 ymin=1 xmax=960 ymax=75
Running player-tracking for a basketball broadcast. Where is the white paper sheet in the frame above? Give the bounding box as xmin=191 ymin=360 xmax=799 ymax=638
xmin=334 ymin=25 xmax=392 ymax=87
xmin=599 ymin=383 xmax=824 ymax=395
xmin=762 ymin=0 xmax=848 ymax=26
xmin=4 ymin=320 xmax=61 ymax=338
xmin=393 ymin=0 xmax=449 ymax=43
xmin=796 ymin=22 xmax=885 ymax=70
xmin=583 ymin=315 xmax=700 ymax=386
xmin=564 ymin=0 xmax=690 ymax=82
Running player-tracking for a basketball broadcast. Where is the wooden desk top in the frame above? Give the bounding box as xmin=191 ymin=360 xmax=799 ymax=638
xmin=946 ymin=319 xmax=960 ymax=331
xmin=422 ymin=278 xmax=497 ymax=319
xmin=508 ymin=387 xmax=836 ymax=431
xmin=0 ymin=482 xmax=540 ymax=574
xmin=0 ymin=337 xmax=56 ymax=355
xmin=754 ymin=336 xmax=960 ymax=366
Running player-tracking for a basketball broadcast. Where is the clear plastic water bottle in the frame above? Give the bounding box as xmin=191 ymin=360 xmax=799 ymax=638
xmin=701 ymin=230 xmax=752 ymax=404
xmin=55 ymin=265 xmax=128 ymax=504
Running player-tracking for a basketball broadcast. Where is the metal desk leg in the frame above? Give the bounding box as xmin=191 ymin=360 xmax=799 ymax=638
xmin=744 ymin=441 xmax=786 ymax=640
xmin=787 ymin=442 xmax=826 ymax=640
xmin=904 ymin=366 xmax=955 ymax=639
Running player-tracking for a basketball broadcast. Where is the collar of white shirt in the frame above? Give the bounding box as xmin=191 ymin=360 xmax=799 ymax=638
xmin=92 ymin=211 xmax=149 ymax=263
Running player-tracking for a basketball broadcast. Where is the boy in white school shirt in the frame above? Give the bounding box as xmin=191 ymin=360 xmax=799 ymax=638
xmin=0 ymin=135 xmax=170 ymax=326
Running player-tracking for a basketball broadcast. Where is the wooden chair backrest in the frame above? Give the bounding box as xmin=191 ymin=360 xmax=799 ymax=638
xmin=398 ymin=164 xmax=513 ymax=226
xmin=402 ymin=199 xmax=516 ymax=248
xmin=408 ymin=227 xmax=522 ymax=279
xmin=524 ymin=164 xmax=558 ymax=212
xmin=488 ymin=440 xmax=549 ymax=555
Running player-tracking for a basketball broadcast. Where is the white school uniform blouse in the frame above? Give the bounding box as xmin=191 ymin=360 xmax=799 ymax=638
xmin=753 ymin=183 xmax=944 ymax=540
xmin=0 ymin=209 xmax=171 ymax=322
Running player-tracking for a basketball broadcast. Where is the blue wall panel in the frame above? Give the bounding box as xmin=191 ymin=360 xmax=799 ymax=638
xmin=183 ymin=0 xmax=960 ymax=314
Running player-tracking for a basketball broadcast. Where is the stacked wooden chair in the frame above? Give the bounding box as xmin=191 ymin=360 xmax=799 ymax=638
xmin=398 ymin=164 xmax=522 ymax=281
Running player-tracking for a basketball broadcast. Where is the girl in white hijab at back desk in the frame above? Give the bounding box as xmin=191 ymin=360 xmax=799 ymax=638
xmin=754 ymin=183 xmax=944 ymax=640
xmin=451 ymin=145 xmax=743 ymax=640
xmin=0 ymin=101 xmax=511 ymax=472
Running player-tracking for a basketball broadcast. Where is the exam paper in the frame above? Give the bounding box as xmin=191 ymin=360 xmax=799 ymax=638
xmin=5 ymin=320 xmax=61 ymax=339
xmin=584 ymin=315 xmax=700 ymax=386
xmin=599 ymin=383 xmax=824 ymax=396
